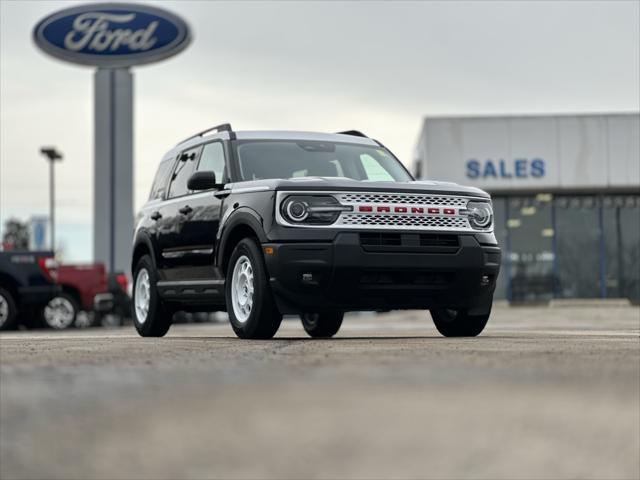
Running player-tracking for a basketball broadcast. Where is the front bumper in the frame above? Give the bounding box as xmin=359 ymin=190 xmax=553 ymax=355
xmin=263 ymin=232 xmax=501 ymax=314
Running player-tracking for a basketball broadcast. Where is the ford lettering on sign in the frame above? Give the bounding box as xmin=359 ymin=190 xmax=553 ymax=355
xmin=33 ymin=3 xmax=191 ymax=67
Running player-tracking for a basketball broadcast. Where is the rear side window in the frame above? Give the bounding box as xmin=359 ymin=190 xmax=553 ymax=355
xmin=168 ymin=148 xmax=200 ymax=198
xmin=198 ymin=142 xmax=226 ymax=184
xmin=149 ymin=160 xmax=173 ymax=200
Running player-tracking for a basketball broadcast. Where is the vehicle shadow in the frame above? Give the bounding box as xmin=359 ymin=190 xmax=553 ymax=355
xmin=171 ymin=335 xmax=503 ymax=341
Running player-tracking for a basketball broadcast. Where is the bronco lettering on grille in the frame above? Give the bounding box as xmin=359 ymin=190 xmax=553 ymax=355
xmin=356 ymin=204 xmax=460 ymax=216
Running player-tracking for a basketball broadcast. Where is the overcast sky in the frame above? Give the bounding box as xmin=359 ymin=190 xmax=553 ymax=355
xmin=1 ymin=0 xmax=639 ymax=261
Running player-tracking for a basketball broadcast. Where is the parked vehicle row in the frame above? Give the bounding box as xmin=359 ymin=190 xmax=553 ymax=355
xmin=0 ymin=250 xmax=59 ymax=330
xmin=0 ymin=250 xmax=130 ymax=330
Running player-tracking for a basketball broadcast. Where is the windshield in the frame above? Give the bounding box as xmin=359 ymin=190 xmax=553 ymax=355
xmin=233 ymin=140 xmax=413 ymax=182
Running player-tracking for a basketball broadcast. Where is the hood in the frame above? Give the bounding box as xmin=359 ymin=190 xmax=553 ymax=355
xmin=227 ymin=177 xmax=490 ymax=198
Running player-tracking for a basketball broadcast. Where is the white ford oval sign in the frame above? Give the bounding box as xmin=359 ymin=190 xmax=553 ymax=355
xmin=33 ymin=3 xmax=191 ymax=67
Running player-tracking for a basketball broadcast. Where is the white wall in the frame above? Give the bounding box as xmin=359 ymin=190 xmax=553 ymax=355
xmin=416 ymin=113 xmax=640 ymax=191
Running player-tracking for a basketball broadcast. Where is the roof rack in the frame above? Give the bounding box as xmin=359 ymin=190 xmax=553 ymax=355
xmin=177 ymin=123 xmax=235 ymax=145
xmin=336 ymin=130 xmax=368 ymax=138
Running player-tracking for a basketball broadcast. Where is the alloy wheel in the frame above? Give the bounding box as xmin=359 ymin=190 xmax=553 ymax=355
xmin=231 ymin=255 xmax=254 ymax=323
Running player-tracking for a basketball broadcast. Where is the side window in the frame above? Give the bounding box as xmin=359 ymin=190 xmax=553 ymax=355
xmin=360 ymin=154 xmax=395 ymax=181
xmin=168 ymin=148 xmax=199 ymax=198
xmin=198 ymin=142 xmax=226 ymax=183
xmin=148 ymin=160 xmax=173 ymax=200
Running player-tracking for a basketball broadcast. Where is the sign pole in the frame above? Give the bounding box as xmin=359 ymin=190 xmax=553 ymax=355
xmin=50 ymin=159 xmax=55 ymax=250
xmin=40 ymin=147 xmax=62 ymax=253
xmin=94 ymin=68 xmax=133 ymax=273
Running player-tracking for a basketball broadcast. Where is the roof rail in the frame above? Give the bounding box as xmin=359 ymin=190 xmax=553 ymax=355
xmin=336 ymin=130 xmax=368 ymax=138
xmin=177 ymin=123 xmax=235 ymax=145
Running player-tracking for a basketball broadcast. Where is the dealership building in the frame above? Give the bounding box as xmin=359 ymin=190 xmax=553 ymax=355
xmin=413 ymin=112 xmax=640 ymax=302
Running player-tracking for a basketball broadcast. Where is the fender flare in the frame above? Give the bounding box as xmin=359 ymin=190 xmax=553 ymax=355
xmin=215 ymin=208 xmax=268 ymax=269
xmin=131 ymin=230 xmax=159 ymax=273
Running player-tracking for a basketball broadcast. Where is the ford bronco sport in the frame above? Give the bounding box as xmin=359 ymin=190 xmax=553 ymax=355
xmin=132 ymin=124 xmax=501 ymax=339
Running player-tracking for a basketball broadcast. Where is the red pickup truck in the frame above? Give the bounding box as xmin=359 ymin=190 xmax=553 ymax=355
xmin=42 ymin=263 xmax=130 ymax=329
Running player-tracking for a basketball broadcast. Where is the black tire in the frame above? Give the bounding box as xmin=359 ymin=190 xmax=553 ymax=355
xmin=132 ymin=255 xmax=173 ymax=337
xmin=430 ymin=307 xmax=491 ymax=337
xmin=225 ymin=238 xmax=282 ymax=339
xmin=0 ymin=287 xmax=18 ymax=331
xmin=42 ymin=292 xmax=79 ymax=330
xmin=300 ymin=312 xmax=344 ymax=338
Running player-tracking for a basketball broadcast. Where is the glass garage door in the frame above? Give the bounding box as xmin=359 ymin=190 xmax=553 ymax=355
xmin=555 ymin=196 xmax=602 ymax=298
xmin=495 ymin=193 xmax=640 ymax=303
xmin=505 ymin=195 xmax=555 ymax=302
xmin=603 ymin=195 xmax=640 ymax=302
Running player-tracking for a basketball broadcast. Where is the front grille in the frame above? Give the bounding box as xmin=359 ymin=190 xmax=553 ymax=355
xmin=419 ymin=234 xmax=460 ymax=247
xmin=359 ymin=232 xmax=460 ymax=253
xmin=334 ymin=191 xmax=475 ymax=231
xmin=360 ymin=233 xmax=402 ymax=246
xmin=360 ymin=233 xmax=459 ymax=247
xmin=340 ymin=214 xmax=469 ymax=229
xmin=275 ymin=190 xmax=489 ymax=232
xmin=337 ymin=193 xmax=468 ymax=206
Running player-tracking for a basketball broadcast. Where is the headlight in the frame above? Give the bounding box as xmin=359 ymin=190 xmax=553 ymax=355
xmin=285 ymin=199 xmax=309 ymax=221
xmin=465 ymin=201 xmax=493 ymax=229
xmin=280 ymin=195 xmax=351 ymax=225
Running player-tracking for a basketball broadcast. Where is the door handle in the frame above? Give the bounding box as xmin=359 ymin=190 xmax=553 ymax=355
xmin=150 ymin=211 xmax=162 ymax=221
xmin=214 ymin=189 xmax=231 ymax=199
xmin=179 ymin=205 xmax=193 ymax=215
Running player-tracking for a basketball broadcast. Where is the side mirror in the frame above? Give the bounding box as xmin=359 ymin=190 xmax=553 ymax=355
xmin=187 ymin=171 xmax=219 ymax=191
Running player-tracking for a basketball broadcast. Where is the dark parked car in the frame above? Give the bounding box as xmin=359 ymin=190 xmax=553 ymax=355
xmin=0 ymin=250 xmax=59 ymax=330
xmin=131 ymin=125 xmax=501 ymax=339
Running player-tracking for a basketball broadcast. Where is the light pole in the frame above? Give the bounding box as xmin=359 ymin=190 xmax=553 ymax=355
xmin=40 ymin=147 xmax=62 ymax=252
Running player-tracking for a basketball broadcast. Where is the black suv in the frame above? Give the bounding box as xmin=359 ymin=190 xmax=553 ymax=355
xmin=131 ymin=124 xmax=500 ymax=339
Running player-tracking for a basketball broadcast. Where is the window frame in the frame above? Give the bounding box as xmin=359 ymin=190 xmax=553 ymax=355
xmin=167 ymin=145 xmax=203 ymax=200
xmin=148 ymin=158 xmax=175 ymax=201
xmin=195 ymin=139 xmax=229 ymax=188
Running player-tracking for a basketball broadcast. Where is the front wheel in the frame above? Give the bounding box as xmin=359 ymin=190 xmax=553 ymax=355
xmin=300 ymin=312 xmax=344 ymax=338
xmin=0 ymin=287 xmax=18 ymax=331
xmin=430 ymin=307 xmax=491 ymax=337
xmin=43 ymin=292 xmax=79 ymax=329
xmin=226 ymin=238 xmax=282 ymax=339
xmin=132 ymin=255 xmax=173 ymax=337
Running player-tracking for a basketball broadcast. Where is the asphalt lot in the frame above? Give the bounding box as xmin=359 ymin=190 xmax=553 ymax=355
xmin=1 ymin=306 xmax=639 ymax=480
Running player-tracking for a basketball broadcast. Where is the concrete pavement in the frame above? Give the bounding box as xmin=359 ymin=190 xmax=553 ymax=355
xmin=1 ymin=306 xmax=639 ymax=479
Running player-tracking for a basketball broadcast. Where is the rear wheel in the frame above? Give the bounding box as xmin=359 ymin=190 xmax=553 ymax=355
xmin=132 ymin=255 xmax=173 ymax=337
xmin=0 ymin=287 xmax=18 ymax=331
xmin=300 ymin=312 xmax=344 ymax=338
xmin=43 ymin=292 xmax=79 ymax=330
xmin=430 ymin=307 xmax=490 ymax=337
xmin=226 ymin=238 xmax=282 ymax=339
